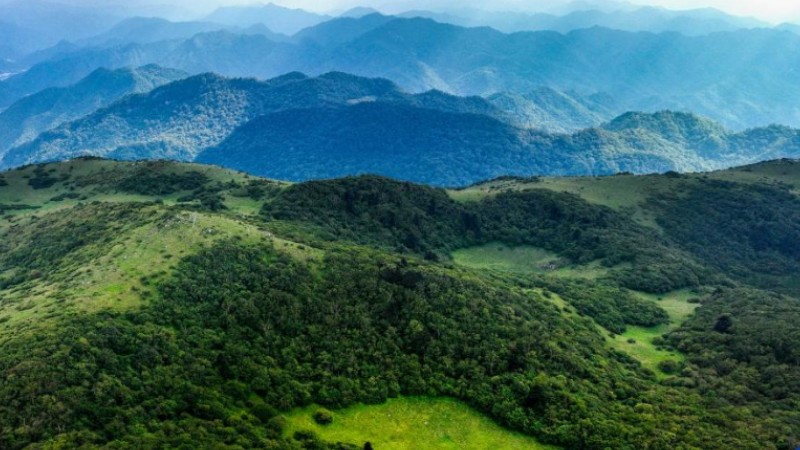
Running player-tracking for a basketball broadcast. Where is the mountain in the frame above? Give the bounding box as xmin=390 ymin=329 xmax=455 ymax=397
xmin=779 ymin=23 xmax=800 ymax=34
xmin=292 ymin=14 xmax=395 ymax=46
xmin=1 ymin=157 xmax=800 ymax=449
xmin=310 ymin=18 xmax=800 ymax=129
xmin=204 ymin=2 xmax=331 ymax=35
xmin=80 ymin=17 xmax=234 ymax=47
xmin=5 ymin=68 xmax=799 ymax=184
xmin=4 ymin=60 xmax=798 ymax=183
xmin=80 ymin=17 xmax=290 ymax=48
xmin=0 ymin=41 xmax=181 ymax=108
xmin=487 ymin=87 xmax=618 ymax=132
xmin=340 ymin=6 xmax=382 ymax=18
xmin=195 ymin=107 xmax=800 ymax=185
xmin=0 ymin=65 xmax=187 ymax=157
xmin=1 ymin=72 xmax=507 ymax=168
xmin=401 ymin=6 xmax=768 ymax=35
xmin=5 ymin=17 xmax=800 ymax=127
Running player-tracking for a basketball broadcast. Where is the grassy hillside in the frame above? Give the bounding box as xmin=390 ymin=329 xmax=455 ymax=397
xmin=1 ymin=158 xmax=800 ymax=449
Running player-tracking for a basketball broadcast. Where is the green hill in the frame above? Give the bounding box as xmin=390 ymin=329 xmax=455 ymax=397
xmin=1 ymin=158 xmax=799 ymax=449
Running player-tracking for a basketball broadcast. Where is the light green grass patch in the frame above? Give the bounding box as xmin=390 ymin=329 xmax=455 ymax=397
xmin=452 ymin=243 xmax=559 ymax=274
xmin=609 ymin=290 xmax=700 ymax=377
xmin=452 ymin=243 xmax=610 ymax=280
xmin=283 ymin=397 xmax=558 ymax=450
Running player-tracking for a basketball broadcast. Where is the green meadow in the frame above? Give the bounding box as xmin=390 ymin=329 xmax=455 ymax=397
xmin=283 ymin=397 xmax=558 ymax=450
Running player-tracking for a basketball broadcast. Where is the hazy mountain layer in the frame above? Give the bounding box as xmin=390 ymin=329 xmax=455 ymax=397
xmin=3 ymin=71 xmax=799 ymax=185
xmin=3 ymin=16 xmax=799 ymax=128
xmin=1 ymin=72 xmax=507 ymax=169
xmin=398 ymin=6 xmax=769 ymax=35
xmin=0 ymin=65 xmax=187 ymax=156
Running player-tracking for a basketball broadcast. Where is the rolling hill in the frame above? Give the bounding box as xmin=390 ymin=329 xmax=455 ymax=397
xmin=0 ymin=157 xmax=798 ymax=449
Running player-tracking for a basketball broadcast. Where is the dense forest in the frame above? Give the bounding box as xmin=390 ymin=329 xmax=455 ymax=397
xmin=0 ymin=159 xmax=799 ymax=449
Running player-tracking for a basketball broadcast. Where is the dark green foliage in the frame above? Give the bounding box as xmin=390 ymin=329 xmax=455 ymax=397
xmin=267 ymin=176 xmax=706 ymax=294
xmin=0 ymin=203 xmax=37 ymax=214
xmin=657 ymin=360 xmax=681 ymax=375
xmin=666 ymin=289 xmax=800 ymax=429
xmin=230 ymin=179 xmax=282 ymax=200
xmin=27 ymin=164 xmax=67 ymax=189
xmin=265 ymin=176 xmax=476 ymax=254
xmin=116 ymin=163 xmax=210 ymax=195
xmin=0 ymin=177 xmax=7 ymax=186
xmin=651 ymin=180 xmax=800 ymax=294
xmin=313 ymin=409 xmax=334 ymax=425
xmin=541 ymin=280 xmax=669 ymax=334
xmin=49 ymin=192 xmax=81 ymax=201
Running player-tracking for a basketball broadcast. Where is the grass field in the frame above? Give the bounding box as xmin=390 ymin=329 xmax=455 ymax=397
xmin=283 ymin=397 xmax=558 ymax=450
xmin=609 ymin=290 xmax=700 ymax=377
xmin=451 ymin=243 xmax=610 ymax=279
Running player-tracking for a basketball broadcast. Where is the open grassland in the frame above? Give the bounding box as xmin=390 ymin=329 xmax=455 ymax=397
xmin=283 ymin=397 xmax=558 ymax=450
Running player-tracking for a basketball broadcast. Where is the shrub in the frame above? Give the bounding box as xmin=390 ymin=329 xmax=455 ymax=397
xmin=658 ymin=360 xmax=681 ymax=375
xmin=313 ymin=409 xmax=334 ymax=425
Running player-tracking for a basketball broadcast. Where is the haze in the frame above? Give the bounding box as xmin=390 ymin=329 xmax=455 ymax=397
xmin=12 ymin=0 xmax=799 ymax=24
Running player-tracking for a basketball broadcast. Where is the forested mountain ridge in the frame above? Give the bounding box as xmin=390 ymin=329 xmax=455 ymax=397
xmin=0 ymin=65 xmax=187 ymax=157
xmin=0 ymin=158 xmax=799 ymax=449
xmin=0 ymin=71 xmax=509 ymax=170
xmin=5 ymin=72 xmax=800 ymax=185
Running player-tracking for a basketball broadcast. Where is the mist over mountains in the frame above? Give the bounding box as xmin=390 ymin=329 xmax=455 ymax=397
xmin=2 ymin=5 xmax=800 ymax=130
xmin=1 ymin=0 xmax=800 ymax=181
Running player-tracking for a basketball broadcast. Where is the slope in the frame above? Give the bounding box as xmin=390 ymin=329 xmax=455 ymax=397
xmin=198 ymin=106 xmax=800 ymax=186
xmin=1 ymin=72 xmax=508 ymax=169
xmin=0 ymin=65 xmax=187 ymax=156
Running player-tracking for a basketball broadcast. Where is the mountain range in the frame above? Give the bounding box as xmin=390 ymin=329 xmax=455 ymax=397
xmin=0 ymin=65 xmax=186 ymax=154
xmin=0 ymin=72 xmax=504 ymax=169
xmin=4 ymin=71 xmax=799 ymax=186
xmin=3 ymin=15 xmax=800 ymax=129
xmin=203 ymin=2 xmax=332 ymax=35
xmin=398 ymin=6 xmax=769 ymax=35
